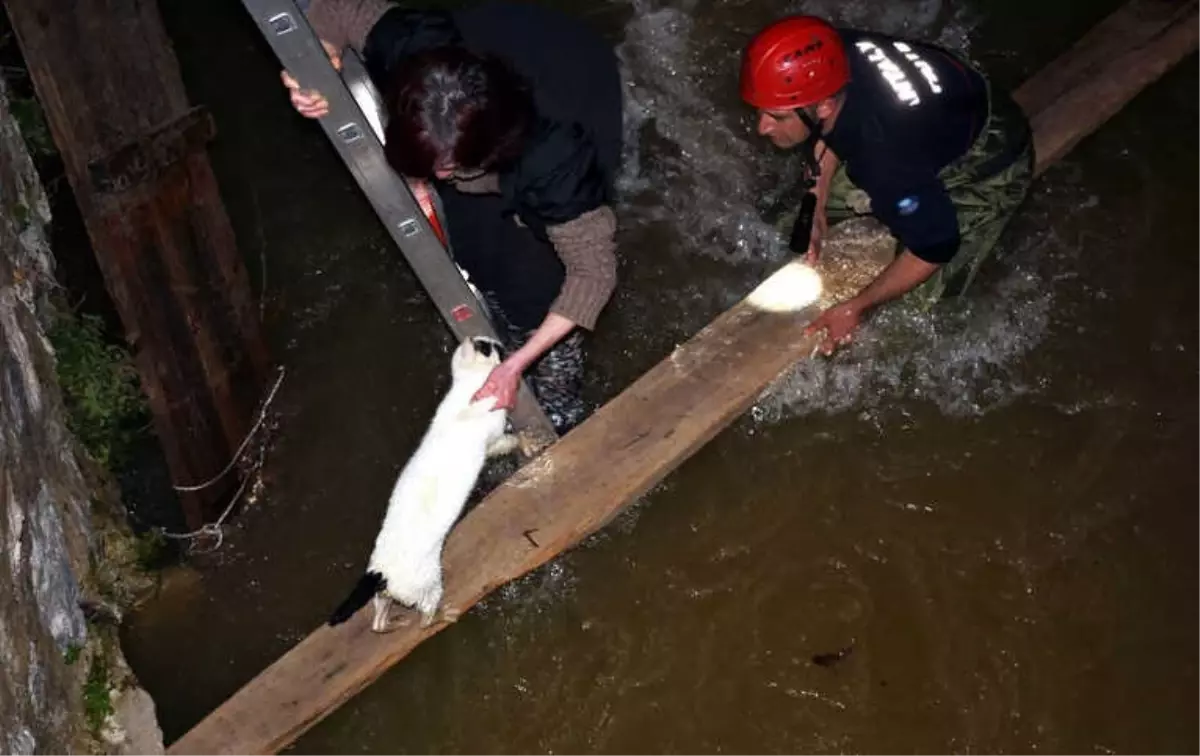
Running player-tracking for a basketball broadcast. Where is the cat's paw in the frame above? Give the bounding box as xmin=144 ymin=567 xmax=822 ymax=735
xmin=486 ymin=434 xmax=519 ymax=458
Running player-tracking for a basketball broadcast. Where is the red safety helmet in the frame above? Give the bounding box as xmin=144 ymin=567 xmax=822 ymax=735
xmin=740 ymin=16 xmax=851 ymax=110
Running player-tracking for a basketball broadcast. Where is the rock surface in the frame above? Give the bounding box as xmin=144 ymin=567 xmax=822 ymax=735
xmin=0 ymin=76 xmax=164 ymax=755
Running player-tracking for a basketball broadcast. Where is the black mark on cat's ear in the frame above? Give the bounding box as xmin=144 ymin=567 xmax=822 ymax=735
xmin=472 ymin=337 xmax=504 ymax=359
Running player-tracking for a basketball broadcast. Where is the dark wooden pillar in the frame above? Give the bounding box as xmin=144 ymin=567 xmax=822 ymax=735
xmin=5 ymin=0 xmax=271 ymax=528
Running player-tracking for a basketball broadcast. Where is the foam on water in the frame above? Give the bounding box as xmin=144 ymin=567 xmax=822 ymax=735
xmin=612 ymin=0 xmax=1065 ymax=425
xmin=753 ymin=237 xmax=1055 ymax=427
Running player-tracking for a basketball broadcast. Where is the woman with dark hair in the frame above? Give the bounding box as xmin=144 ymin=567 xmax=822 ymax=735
xmin=282 ymin=0 xmax=623 ymax=434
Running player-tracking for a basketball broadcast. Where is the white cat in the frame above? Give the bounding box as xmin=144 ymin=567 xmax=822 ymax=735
xmin=329 ymin=336 xmax=517 ymax=632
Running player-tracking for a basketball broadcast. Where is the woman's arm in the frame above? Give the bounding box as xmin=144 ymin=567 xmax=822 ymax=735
xmin=281 ymin=0 xmax=458 ymax=118
xmin=545 ymin=205 xmax=619 ymax=331
xmin=472 ymin=206 xmax=619 ymax=409
xmin=304 ymin=0 xmax=392 ymax=56
xmin=472 ymin=313 xmax=579 ymax=410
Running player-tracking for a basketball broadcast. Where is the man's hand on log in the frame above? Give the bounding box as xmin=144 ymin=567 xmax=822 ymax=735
xmin=805 ymin=300 xmax=864 ymax=356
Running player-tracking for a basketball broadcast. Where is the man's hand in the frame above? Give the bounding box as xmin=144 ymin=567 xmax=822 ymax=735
xmin=805 ymin=299 xmax=865 ymax=356
xmin=472 ymin=360 xmax=523 ymax=411
xmin=805 ymin=211 xmax=828 ymax=264
xmin=804 ymin=249 xmax=941 ymax=355
xmin=280 ymin=40 xmax=342 ymax=119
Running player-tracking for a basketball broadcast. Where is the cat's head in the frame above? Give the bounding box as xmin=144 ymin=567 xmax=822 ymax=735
xmin=451 ymin=336 xmax=504 ymax=379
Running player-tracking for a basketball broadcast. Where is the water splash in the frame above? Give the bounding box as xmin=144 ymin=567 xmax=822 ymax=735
xmin=795 ymin=0 xmax=977 ymax=52
xmin=752 ymin=257 xmax=1054 ymax=426
xmin=616 ymin=2 xmax=794 ymax=264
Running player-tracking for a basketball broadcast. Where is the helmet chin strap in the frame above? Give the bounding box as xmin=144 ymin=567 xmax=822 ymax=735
xmin=782 ymin=108 xmax=826 ymax=255
xmin=757 ymin=105 xmax=826 ymax=234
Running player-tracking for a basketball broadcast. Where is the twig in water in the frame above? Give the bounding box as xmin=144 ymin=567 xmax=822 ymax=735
xmin=811 ymin=644 xmax=855 ymax=668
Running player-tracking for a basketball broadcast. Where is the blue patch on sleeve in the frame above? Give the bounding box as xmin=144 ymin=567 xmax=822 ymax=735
xmin=897 ymin=196 xmax=921 ymax=216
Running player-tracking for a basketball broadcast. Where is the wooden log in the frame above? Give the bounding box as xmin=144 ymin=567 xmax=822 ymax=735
xmin=4 ymin=0 xmax=271 ymax=527
xmin=1013 ymin=0 xmax=1199 ymax=175
xmin=167 ymin=1 xmax=1198 ymax=752
xmin=1011 ymin=0 xmax=1195 ymax=120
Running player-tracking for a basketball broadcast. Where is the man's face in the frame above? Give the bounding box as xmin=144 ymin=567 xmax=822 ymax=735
xmin=755 ymin=108 xmax=810 ymax=149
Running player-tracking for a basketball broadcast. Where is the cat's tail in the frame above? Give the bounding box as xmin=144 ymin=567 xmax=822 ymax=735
xmin=328 ymin=571 xmax=385 ymax=626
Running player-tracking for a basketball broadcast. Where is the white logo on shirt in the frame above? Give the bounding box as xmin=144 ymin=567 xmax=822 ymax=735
xmin=855 ymin=40 xmax=944 ymax=107
xmin=892 ymin=41 xmax=944 ymax=95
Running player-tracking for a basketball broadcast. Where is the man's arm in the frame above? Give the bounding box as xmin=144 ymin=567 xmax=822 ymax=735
xmin=804 ymin=249 xmax=939 ymax=354
xmin=813 ymin=140 xmax=841 ymax=211
xmin=851 ymin=249 xmax=939 ymax=310
xmin=806 ymin=141 xmax=841 ymax=261
xmin=804 ymin=174 xmax=958 ymax=354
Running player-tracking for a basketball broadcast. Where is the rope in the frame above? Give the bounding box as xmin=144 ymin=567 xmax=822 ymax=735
xmin=173 ymin=367 xmax=286 ymax=492
xmin=158 ymin=471 xmax=253 ymax=552
xmin=156 ymin=366 xmax=286 ymax=551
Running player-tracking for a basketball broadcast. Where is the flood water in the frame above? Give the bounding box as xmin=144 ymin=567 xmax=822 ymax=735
xmin=121 ymin=0 xmax=1197 ymax=752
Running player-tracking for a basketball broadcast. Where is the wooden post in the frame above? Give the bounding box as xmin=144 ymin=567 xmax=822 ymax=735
xmin=4 ymin=0 xmax=272 ymax=528
xmin=167 ymin=1 xmax=1197 ymax=753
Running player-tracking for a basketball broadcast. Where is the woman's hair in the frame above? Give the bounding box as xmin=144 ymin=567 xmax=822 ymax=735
xmin=382 ymin=47 xmax=535 ymax=179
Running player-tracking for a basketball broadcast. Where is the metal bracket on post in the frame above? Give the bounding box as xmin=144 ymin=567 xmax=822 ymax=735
xmin=241 ymin=0 xmax=558 ymax=444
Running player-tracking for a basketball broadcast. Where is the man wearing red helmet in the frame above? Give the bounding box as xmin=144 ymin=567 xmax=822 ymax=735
xmin=742 ymin=16 xmax=1033 ymax=354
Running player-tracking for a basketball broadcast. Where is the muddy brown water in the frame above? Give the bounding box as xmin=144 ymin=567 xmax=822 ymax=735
xmin=120 ymin=0 xmax=1197 ymax=752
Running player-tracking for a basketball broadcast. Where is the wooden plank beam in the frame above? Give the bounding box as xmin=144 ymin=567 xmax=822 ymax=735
xmin=1013 ymin=0 xmax=1199 ymax=175
xmin=87 ymin=107 xmax=217 ymax=196
xmin=167 ymin=1 xmax=1198 ymax=752
xmin=1012 ymin=0 xmax=1195 ymax=119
